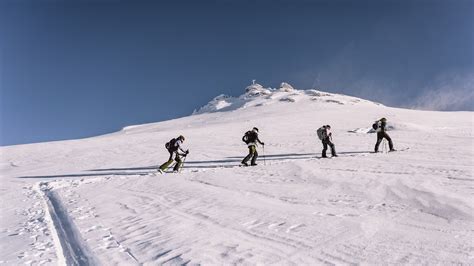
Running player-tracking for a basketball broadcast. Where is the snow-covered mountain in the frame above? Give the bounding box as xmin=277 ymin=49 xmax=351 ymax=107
xmin=1 ymin=82 xmax=473 ymax=265
xmin=193 ymin=82 xmax=381 ymax=115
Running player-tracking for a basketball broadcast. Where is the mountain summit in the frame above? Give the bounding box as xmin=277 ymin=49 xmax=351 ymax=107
xmin=193 ymin=82 xmax=381 ymax=115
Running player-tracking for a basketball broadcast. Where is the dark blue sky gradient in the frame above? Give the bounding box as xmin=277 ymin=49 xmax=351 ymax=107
xmin=1 ymin=0 xmax=473 ymax=145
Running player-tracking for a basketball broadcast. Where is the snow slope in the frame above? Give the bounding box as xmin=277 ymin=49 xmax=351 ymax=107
xmin=1 ymin=83 xmax=473 ymax=265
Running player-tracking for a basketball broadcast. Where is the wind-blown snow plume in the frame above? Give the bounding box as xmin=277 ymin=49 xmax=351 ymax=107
xmin=412 ymin=71 xmax=474 ymax=111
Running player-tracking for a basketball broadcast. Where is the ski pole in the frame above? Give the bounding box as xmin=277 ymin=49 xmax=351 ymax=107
xmin=179 ymin=155 xmax=187 ymax=173
xmin=263 ymin=145 xmax=266 ymax=166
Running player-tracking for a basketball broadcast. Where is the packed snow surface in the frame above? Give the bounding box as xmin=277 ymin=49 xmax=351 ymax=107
xmin=1 ymin=83 xmax=473 ymax=265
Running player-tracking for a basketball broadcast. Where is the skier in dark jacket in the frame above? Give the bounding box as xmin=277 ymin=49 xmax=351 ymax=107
xmin=241 ymin=127 xmax=264 ymax=166
xmin=317 ymin=125 xmax=337 ymax=158
xmin=373 ymin=118 xmax=395 ymax=152
xmin=158 ymin=135 xmax=189 ymax=173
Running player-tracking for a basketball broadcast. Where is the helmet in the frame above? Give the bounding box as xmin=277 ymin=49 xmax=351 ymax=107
xmin=252 ymin=127 xmax=259 ymax=132
xmin=326 ymin=125 xmax=331 ymax=129
xmin=380 ymin=118 xmax=387 ymax=122
xmin=178 ymin=135 xmax=185 ymax=141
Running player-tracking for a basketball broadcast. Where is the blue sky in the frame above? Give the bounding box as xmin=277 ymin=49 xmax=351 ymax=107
xmin=1 ymin=0 xmax=473 ymax=146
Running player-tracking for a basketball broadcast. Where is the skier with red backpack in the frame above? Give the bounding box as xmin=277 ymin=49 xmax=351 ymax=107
xmin=158 ymin=135 xmax=189 ymax=173
xmin=241 ymin=127 xmax=265 ymax=166
xmin=317 ymin=125 xmax=337 ymax=158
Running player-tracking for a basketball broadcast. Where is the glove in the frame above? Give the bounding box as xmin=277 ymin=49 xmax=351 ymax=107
xmin=185 ymin=150 xmax=189 ymax=155
xmin=261 ymin=142 xmax=265 ymax=146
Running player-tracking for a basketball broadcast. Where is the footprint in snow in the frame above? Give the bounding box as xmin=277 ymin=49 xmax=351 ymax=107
xmin=268 ymin=222 xmax=286 ymax=231
xmin=286 ymin=223 xmax=306 ymax=233
xmin=313 ymin=211 xmax=360 ymax=218
xmin=85 ymin=225 xmax=101 ymax=232
xmin=243 ymin=220 xmax=265 ymax=229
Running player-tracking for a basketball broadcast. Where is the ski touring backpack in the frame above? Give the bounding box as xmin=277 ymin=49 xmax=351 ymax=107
xmin=165 ymin=138 xmax=177 ymax=151
xmin=372 ymin=120 xmax=382 ymax=132
xmin=317 ymin=127 xmax=327 ymax=140
xmin=372 ymin=122 xmax=378 ymax=131
xmin=242 ymin=131 xmax=252 ymax=144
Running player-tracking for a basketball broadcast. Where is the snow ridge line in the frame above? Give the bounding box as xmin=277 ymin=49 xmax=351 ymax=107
xmin=37 ymin=182 xmax=98 ymax=266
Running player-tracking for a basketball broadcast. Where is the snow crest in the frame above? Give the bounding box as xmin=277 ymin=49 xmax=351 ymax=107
xmin=193 ymin=82 xmax=381 ymax=115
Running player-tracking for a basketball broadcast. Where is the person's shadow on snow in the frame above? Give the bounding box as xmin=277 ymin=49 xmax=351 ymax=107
xmin=16 ymin=151 xmax=370 ymax=179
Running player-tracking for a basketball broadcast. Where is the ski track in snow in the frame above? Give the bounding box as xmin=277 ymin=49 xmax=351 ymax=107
xmin=40 ymin=185 xmax=97 ymax=265
xmin=1 ymin=86 xmax=473 ymax=264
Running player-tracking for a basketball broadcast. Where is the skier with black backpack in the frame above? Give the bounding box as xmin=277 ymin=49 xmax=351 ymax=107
xmin=158 ymin=135 xmax=189 ymax=173
xmin=317 ymin=125 xmax=337 ymax=158
xmin=372 ymin=117 xmax=395 ymax=153
xmin=241 ymin=127 xmax=265 ymax=166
